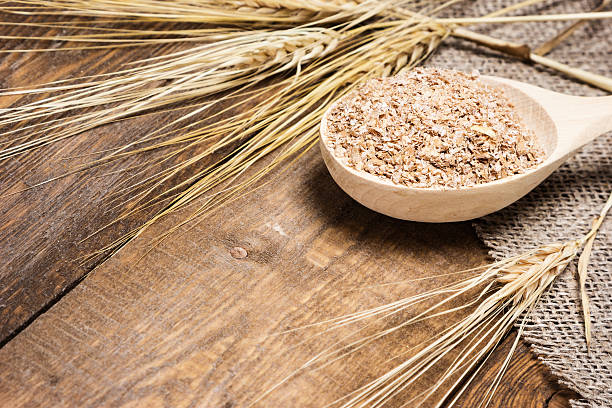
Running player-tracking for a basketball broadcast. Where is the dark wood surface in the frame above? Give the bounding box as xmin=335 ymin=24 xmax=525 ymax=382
xmin=0 ymin=19 xmax=577 ymax=408
xmin=0 ymin=25 xmax=222 ymax=343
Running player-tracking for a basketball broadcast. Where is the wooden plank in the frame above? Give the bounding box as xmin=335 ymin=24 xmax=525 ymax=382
xmin=0 ymin=146 xmax=574 ymax=407
xmin=452 ymin=332 xmax=579 ymax=407
xmin=0 ymin=19 xmax=229 ymax=343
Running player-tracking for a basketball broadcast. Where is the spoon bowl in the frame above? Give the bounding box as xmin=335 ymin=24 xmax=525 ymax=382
xmin=319 ymin=75 xmax=612 ymax=222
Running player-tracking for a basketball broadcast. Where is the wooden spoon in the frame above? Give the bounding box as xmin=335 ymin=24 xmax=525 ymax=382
xmin=319 ymin=76 xmax=612 ymax=222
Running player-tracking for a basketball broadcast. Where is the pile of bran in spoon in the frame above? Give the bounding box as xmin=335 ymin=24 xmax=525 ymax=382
xmin=325 ymin=67 xmax=545 ymax=188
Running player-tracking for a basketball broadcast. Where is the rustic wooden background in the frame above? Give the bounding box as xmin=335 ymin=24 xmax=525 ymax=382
xmin=0 ymin=15 xmax=579 ymax=408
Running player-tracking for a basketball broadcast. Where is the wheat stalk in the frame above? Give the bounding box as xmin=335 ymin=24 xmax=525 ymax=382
xmin=222 ymin=0 xmax=360 ymax=12
xmin=0 ymin=26 xmax=341 ymax=161
xmin=81 ymin=20 xmax=450 ymax=261
xmin=0 ymin=0 xmax=416 ymax=160
xmin=260 ymin=191 xmax=611 ymax=407
xmin=534 ymin=0 xmax=611 ymax=55
xmin=0 ymin=1 xmax=451 ymax=262
xmin=451 ymin=27 xmax=612 ymax=92
xmin=0 ymin=0 xmax=388 ymax=26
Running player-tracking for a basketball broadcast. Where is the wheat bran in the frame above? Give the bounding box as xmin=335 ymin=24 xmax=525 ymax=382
xmin=325 ymin=67 xmax=545 ymax=188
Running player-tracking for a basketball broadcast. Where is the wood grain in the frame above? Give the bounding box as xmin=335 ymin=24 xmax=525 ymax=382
xmin=0 ymin=14 xmax=577 ymax=408
xmin=451 ymin=332 xmax=579 ymax=407
xmin=0 ymin=20 xmax=234 ymax=343
xmin=0 ymin=145 xmax=575 ymax=406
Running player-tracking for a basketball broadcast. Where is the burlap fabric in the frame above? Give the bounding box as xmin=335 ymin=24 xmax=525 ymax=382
xmin=423 ymin=1 xmax=611 ymax=406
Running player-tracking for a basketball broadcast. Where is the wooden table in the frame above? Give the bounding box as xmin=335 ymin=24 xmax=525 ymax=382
xmin=0 ymin=19 xmax=577 ymax=408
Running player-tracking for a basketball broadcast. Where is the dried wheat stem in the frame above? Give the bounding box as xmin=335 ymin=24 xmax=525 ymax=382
xmin=268 ymin=191 xmax=612 ymax=407
xmin=576 ymin=191 xmax=612 ymax=348
xmin=0 ymin=27 xmax=341 ymax=160
xmin=0 ymin=0 xmax=386 ymax=25
xmin=534 ymin=0 xmax=612 ymax=56
xmin=82 ymin=21 xmax=450 ymax=261
xmin=1 ymin=0 xmax=316 ymax=24
xmin=483 ymin=0 xmax=546 ymax=18
xmin=223 ymin=0 xmax=359 ymax=12
xmin=452 ymin=27 xmax=612 ymax=92
xmin=376 ymin=6 xmax=612 ymax=92
xmin=439 ymin=10 xmax=612 ymax=24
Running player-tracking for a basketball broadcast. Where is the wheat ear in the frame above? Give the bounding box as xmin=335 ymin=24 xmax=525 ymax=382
xmin=0 ymin=27 xmax=340 ymax=161
xmin=0 ymin=0 xmax=386 ymax=25
xmin=261 ymin=192 xmax=611 ymax=407
xmin=78 ymin=21 xmax=449 ymax=263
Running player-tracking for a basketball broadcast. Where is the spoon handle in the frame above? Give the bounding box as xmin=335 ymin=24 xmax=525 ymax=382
xmin=560 ymin=95 xmax=612 ymax=152
xmin=484 ymin=76 xmax=612 ymax=154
